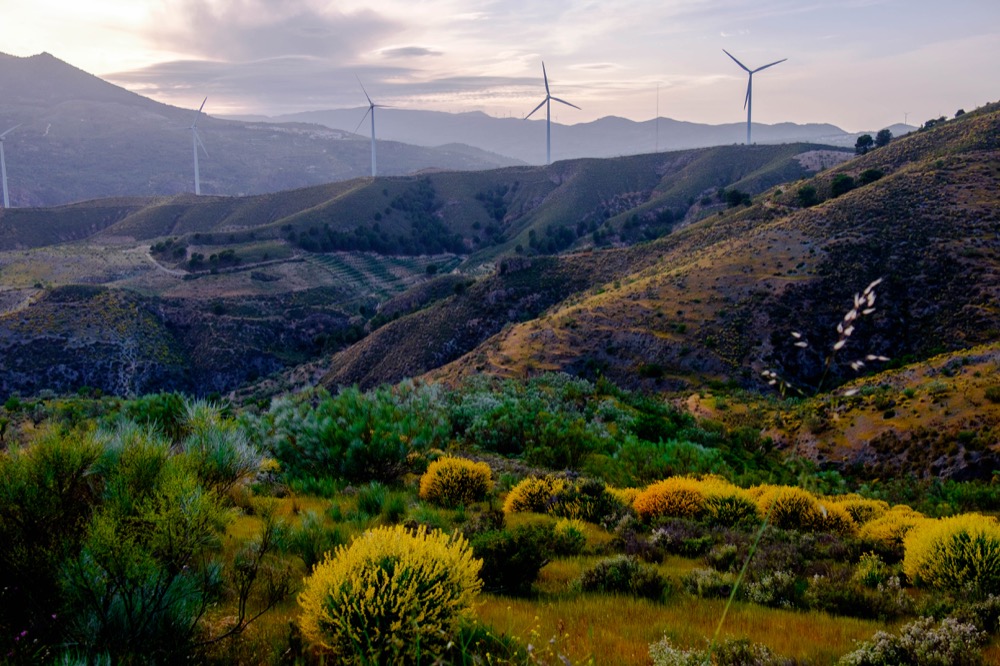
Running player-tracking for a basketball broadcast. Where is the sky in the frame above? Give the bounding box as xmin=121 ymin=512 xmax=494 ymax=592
xmin=2 ymin=0 xmax=998 ymax=132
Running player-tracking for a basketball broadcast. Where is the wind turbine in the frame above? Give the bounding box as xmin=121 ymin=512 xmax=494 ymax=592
xmin=525 ymin=62 xmax=580 ymax=165
xmin=190 ymin=97 xmax=208 ymax=195
xmin=355 ymin=77 xmax=388 ymax=178
xmin=723 ymin=50 xmax=786 ymax=145
xmin=0 ymin=124 xmax=21 ymax=208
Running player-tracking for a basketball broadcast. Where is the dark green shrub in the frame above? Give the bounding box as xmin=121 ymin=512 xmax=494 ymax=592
xmin=797 ymin=185 xmax=820 ymax=207
xmin=578 ymin=555 xmax=670 ymax=601
xmin=550 ymin=477 xmax=631 ymax=525
xmin=469 ymin=523 xmax=553 ymax=595
xmin=0 ymin=432 xmax=103 ymax=649
xmin=830 ymin=174 xmax=856 ymax=197
xmin=857 ymin=168 xmax=884 ymax=186
xmin=120 ymin=392 xmax=187 ymax=441
xmin=263 ymin=385 xmax=449 ymax=483
xmin=285 ymin=511 xmax=345 ymax=570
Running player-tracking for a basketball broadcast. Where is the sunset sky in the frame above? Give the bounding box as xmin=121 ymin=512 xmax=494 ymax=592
xmin=2 ymin=0 xmax=997 ymax=131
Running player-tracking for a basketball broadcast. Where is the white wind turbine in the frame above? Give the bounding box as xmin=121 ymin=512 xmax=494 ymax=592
xmin=0 ymin=124 xmax=21 ymax=208
xmin=355 ymin=77 xmax=388 ymax=178
xmin=723 ymin=50 xmax=786 ymax=145
xmin=190 ymin=97 xmax=208 ymax=195
xmin=525 ymin=62 xmax=580 ymax=165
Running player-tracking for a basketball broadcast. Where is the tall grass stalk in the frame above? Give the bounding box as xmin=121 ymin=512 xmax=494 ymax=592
xmin=707 ymin=504 xmax=773 ymax=663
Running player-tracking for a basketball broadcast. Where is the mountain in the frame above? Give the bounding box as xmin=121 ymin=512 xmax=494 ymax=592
xmin=0 ymin=138 xmax=849 ymax=398
xmin=233 ymin=107 xmax=879 ymax=164
xmin=314 ymin=104 xmax=1000 ymax=404
xmin=0 ymin=52 xmax=521 ymax=207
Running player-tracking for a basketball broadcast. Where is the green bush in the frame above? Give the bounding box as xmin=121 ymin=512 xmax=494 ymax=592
xmin=263 ymin=385 xmax=449 ymax=483
xmin=578 ymin=555 xmax=670 ymax=601
xmin=0 ymin=431 xmax=103 ymax=648
xmin=469 ymin=523 xmax=553 ymax=595
xmin=286 ymin=511 xmax=345 ymax=570
xmin=60 ymin=423 xmax=230 ymax=663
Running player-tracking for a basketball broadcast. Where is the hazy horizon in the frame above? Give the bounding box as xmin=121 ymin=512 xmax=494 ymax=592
xmin=2 ymin=0 xmax=997 ymax=134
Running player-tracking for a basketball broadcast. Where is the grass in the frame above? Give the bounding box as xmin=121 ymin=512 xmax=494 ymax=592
xmin=476 ymin=594 xmax=891 ymax=665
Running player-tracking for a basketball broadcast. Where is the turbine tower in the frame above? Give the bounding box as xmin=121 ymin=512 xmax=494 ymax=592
xmin=0 ymin=124 xmax=21 ymax=208
xmin=355 ymin=78 xmax=388 ymax=178
xmin=525 ymin=62 xmax=580 ymax=165
xmin=723 ymin=50 xmax=786 ymax=145
xmin=190 ymin=98 xmax=208 ymax=195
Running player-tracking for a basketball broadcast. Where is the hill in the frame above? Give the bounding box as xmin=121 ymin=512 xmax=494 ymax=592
xmin=0 ymin=52 xmax=520 ymax=207
xmin=314 ymin=104 xmax=1000 ymax=408
xmin=0 ymin=140 xmax=846 ymax=398
xmin=236 ymin=106 xmax=892 ymax=164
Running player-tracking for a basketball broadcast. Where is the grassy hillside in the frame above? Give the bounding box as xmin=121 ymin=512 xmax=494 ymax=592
xmin=424 ymin=103 xmax=999 ymax=396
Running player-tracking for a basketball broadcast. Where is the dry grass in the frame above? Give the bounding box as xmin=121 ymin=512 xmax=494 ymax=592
xmin=476 ymin=594 xmax=891 ymax=665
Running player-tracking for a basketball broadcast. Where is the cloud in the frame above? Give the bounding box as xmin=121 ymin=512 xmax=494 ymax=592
xmin=146 ymin=0 xmax=398 ymax=61
xmin=379 ymin=46 xmax=443 ymax=58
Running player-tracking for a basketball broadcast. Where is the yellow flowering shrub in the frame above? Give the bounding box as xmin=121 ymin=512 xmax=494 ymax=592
xmin=859 ymin=508 xmax=927 ymax=552
xmin=817 ymin=501 xmax=857 ymax=536
xmin=832 ymin=497 xmax=890 ymax=525
xmin=752 ymin=485 xmax=823 ymax=531
xmin=418 ymin=456 xmax=493 ymax=508
xmin=607 ymin=486 xmax=641 ymax=507
xmin=298 ymin=524 xmax=482 ymax=664
xmin=503 ymin=476 xmax=566 ymax=514
xmin=903 ymin=513 xmax=1000 ymax=593
xmin=633 ymin=477 xmax=707 ymax=521
xmin=700 ymin=477 xmax=761 ymax=527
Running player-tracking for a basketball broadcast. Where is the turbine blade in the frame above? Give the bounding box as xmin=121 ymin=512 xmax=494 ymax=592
xmin=0 ymin=124 xmax=22 ymax=139
xmin=356 ymin=75 xmax=374 ymax=106
xmin=550 ymin=96 xmax=581 ymax=111
xmin=744 ymin=79 xmax=751 ymax=109
xmin=542 ymin=61 xmax=550 ymax=95
xmin=525 ymin=98 xmax=547 ymax=119
xmin=198 ymin=96 xmax=208 ymax=113
xmin=722 ymin=49 xmax=751 ymax=73
xmin=753 ymin=58 xmax=787 ymax=73
xmin=354 ymin=107 xmax=372 ymax=133
xmin=194 ymin=129 xmax=208 ymax=157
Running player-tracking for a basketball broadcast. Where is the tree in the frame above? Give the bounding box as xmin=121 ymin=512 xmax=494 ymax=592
xmin=855 ymin=134 xmax=874 ymax=155
xmin=830 ymin=174 xmax=855 ymax=198
xmin=797 ymin=185 xmax=819 ymax=208
xmin=875 ymin=128 xmax=893 ymax=148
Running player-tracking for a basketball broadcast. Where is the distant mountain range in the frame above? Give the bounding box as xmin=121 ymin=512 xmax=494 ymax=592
xmin=0 ymin=52 xmax=521 ymax=207
xmin=230 ymin=108 xmax=915 ymax=165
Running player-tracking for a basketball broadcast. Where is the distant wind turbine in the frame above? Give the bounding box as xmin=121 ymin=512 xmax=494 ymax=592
xmin=355 ymin=77 xmax=389 ymax=178
xmin=190 ymin=97 xmax=208 ymax=195
xmin=723 ymin=50 xmax=786 ymax=145
xmin=525 ymin=62 xmax=580 ymax=165
xmin=0 ymin=124 xmax=21 ymax=208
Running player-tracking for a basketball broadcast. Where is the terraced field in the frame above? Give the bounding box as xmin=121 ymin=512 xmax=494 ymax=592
xmin=304 ymin=252 xmax=462 ymax=300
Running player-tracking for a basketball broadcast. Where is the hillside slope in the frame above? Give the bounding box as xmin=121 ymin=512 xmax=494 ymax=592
xmin=0 ymin=52 xmax=520 ymax=206
xmin=428 ymin=104 xmax=1000 ymax=392
xmin=310 ymin=105 xmax=999 ymax=395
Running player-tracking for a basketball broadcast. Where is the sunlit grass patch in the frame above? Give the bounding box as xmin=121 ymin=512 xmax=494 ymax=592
xmin=477 ymin=594 xmax=892 ymax=666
